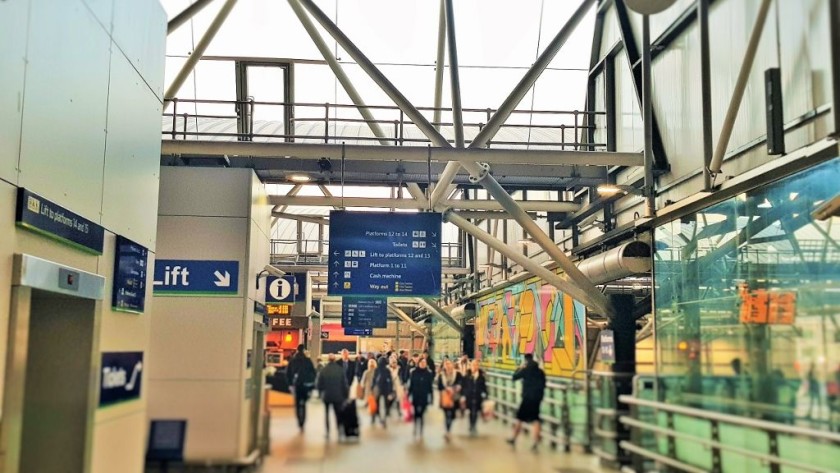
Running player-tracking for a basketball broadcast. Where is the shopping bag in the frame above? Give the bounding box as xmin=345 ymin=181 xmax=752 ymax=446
xmin=367 ymin=394 xmax=378 ymax=415
xmin=401 ymin=394 xmax=413 ymax=422
xmin=481 ymin=399 xmax=496 ymax=420
xmin=355 ymin=382 xmax=364 ymax=400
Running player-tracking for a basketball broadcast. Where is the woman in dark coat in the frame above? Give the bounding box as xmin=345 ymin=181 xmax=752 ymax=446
xmin=408 ymin=358 xmax=434 ymax=438
xmin=437 ymin=359 xmax=463 ymax=442
xmin=460 ymin=359 xmax=488 ymax=435
xmin=372 ymin=357 xmax=394 ymax=427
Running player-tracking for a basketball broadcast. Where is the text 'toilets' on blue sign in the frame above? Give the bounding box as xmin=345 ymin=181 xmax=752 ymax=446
xmin=152 ymin=260 xmax=239 ymax=296
xmin=327 ymin=211 xmax=442 ymax=297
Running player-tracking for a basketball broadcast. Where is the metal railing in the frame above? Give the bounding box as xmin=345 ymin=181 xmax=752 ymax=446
xmin=618 ymin=393 xmax=840 ymax=473
xmin=485 ymin=369 xmax=588 ymax=452
xmin=162 ymin=98 xmax=606 ymax=150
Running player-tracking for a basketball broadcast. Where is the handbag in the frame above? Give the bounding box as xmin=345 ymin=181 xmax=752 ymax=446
xmin=481 ymin=399 xmax=496 ymax=420
xmin=367 ymin=394 xmax=378 ymax=415
xmin=356 ymin=383 xmax=364 ymax=400
xmin=440 ymin=389 xmax=454 ymax=409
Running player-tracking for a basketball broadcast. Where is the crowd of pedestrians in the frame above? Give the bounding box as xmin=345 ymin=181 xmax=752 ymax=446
xmin=286 ymin=345 xmax=546 ymax=449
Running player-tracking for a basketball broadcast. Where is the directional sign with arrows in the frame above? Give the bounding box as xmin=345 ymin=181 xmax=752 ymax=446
xmin=328 ymin=211 xmax=442 ymax=297
xmin=152 ymin=260 xmax=239 ymax=296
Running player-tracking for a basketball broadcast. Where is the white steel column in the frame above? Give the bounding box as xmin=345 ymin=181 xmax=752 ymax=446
xmin=287 ymin=0 xmax=391 ymax=145
xmin=164 ymin=0 xmax=238 ymax=102
xmin=433 ymin=0 xmax=447 ymax=131
xmin=168 ymin=0 xmax=217 ymax=34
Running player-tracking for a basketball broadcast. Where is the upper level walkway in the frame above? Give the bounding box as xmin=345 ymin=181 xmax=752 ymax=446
xmin=263 ymin=399 xmax=607 ymax=473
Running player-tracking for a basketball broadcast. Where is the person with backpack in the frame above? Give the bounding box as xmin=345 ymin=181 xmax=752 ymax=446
xmin=286 ymin=344 xmax=316 ymax=432
xmin=408 ymin=357 xmax=434 ymax=439
xmin=506 ymin=353 xmax=546 ymax=451
xmin=316 ymin=353 xmax=350 ymax=440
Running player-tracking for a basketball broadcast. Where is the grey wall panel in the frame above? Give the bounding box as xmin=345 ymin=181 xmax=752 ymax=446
xmin=0 ymin=0 xmax=30 ymax=185
xmin=18 ymin=0 xmax=110 ymax=222
xmin=649 ymin=0 xmax=695 ymax=39
xmin=112 ymin=0 xmax=167 ymax=100
xmin=156 ymin=215 xmax=248 ymax=262
xmin=147 ymin=380 xmax=240 ymax=460
xmin=599 ymin=5 xmax=620 ymax=59
xmin=148 ymin=297 xmax=245 ymax=381
xmin=249 ymin=172 xmax=272 ymax=240
xmin=101 ymin=51 xmax=163 ymax=249
xmin=81 ymin=0 xmax=113 ymax=34
xmin=616 ymin=54 xmax=643 ymax=152
xmin=159 ymin=167 xmax=252 ymax=218
xmin=246 ymin=220 xmax=270 ymax=305
xmin=652 ymin=25 xmax=703 ymax=182
xmin=778 ymin=0 xmax=832 ymax=123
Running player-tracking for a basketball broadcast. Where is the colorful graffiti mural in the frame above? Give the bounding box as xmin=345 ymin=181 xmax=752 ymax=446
xmin=476 ymin=276 xmax=586 ymax=379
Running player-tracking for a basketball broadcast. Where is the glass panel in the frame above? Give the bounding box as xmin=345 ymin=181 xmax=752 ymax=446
xmin=654 ymin=158 xmax=840 ymax=430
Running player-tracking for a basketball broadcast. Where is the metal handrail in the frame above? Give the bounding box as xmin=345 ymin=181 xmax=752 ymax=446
xmin=620 ymin=416 xmax=836 ymax=473
xmin=618 ymin=395 xmax=840 ymax=443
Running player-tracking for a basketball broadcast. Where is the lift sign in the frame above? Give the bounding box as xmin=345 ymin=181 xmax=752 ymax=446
xmin=99 ymin=351 xmax=143 ymax=407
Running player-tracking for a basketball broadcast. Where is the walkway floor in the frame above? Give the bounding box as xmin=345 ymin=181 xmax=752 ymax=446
xmin=262 ymin=399 xmax=609 ymax=473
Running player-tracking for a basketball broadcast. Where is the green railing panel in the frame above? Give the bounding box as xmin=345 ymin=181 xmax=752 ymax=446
xmin=719 ymin=423 xmax=770 ymax=473
xmin=778 ymin=435 xmax=840 ymax=473
xmin=673 ymin=414 xmax=714 ymax=470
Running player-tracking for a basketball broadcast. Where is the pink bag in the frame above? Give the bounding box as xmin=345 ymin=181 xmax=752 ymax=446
xmin=402 ymin=394 xmax=413 ymax=422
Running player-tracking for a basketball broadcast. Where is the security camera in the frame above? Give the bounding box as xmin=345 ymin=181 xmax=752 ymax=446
xmin=262 ymin=265 xmax=286 ymax=278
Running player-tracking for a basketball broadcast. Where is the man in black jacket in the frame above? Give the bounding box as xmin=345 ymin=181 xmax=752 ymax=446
xmin=286 ymin=344 xmax=316 ymax=432
xmin=317 ymin=353 xmax=350 ymax=440
xmin=398 ymin=350 xmax=410 ymax=385
xmin=339 ymin=349 xmax=356 ymax=387
xmin=506 ymin=353 xmax=546 ymax=451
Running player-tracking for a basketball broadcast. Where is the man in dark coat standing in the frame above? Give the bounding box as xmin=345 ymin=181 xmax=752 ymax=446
xmin=398 ymin=350 xmax=410 ymax=385
xmin=340 ymin=349 xmax=356 ymax=387
xmin=286 ymin=344 xmax=316 ymax=432
xmin=506 ymin=353 xmax=546 ymax=451
xmin=317 ymin=353 xmax=350 ymax=440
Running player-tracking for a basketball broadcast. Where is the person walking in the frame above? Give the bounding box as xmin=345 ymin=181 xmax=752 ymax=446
xmin=315 ymin=353 xmax=349 ymax=440
xmin=285 ymin=344 xmax=316 ymax=432
xmin=408 ymin=357 xmax=434 ymax=439
xmin=437 ymin=359 xmax=463 ymax=442
xmin=398 ymin=350 xmax=411 ymax=386
xmin=339 ymin=349 xmax=356 ymax=388
xmin=360 ymin=358 xmax=379 ymax=426
xmin=388 ymin=355 xmax=404 ymax=418
xmin=461 ymin=359 xmax=488 ymax=436
xmin=373 ymin=357 xmax=395 ymax=427
xmin=506 ymin=353 xmax=546 ymax=451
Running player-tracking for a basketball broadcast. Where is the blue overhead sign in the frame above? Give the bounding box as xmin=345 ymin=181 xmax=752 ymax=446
xmin=152 ymin=260 xmax=239 ymax=296
xmin=265 ymin=275 xmax=296 ymax=303
xmin=112 ymin=236 xmax=148 ymax=313
xmin=15 ymin=188 xmax=104 ymax=254
xmin=328 ymin=211 xmax=441 ymax=297
xmin=99 ymin=351 xmax=144 ymax=407
xmin=344 ymin=327 xmax=373 ymax=336
xmin=342 ymin=297 xmax=387 ymax=329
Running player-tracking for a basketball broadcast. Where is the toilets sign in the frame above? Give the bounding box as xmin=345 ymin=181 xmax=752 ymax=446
xmin=152 ymin=260 xmax=239 ymax=296
xmin=99 ymin=351 xmax=143 ymax=407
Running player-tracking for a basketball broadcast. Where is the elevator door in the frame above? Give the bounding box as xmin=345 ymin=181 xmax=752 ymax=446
xmin=19 ymin=289 xmax=97 ymax=473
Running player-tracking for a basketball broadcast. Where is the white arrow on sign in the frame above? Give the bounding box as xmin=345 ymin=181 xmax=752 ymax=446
xmin=333 ymin=260 xmax=340 ymax=267
xmin=214 ymin=270 xmax=231 ymax=287
xmin=333 ymin=251 xmax=339 ymax=256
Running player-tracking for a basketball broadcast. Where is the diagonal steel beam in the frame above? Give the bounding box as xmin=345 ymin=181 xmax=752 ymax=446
xmin=295 ymin=0 xmax=451 ymax=148
xmin=433 ymin=0 xmax=447 ymax=131
xmin=287 ymin=0 xmax=391 ymax=145
xmin=168 ymin=0 xmax=217 ymax=35
xmin=469 ymin=0 xmax=597 ymax=149
xmin=445 ymin=211 xmax=613 ymax=317
xmin=415 ymin=298 xmax=463 ymax=334
xmin=165 ymin=0 xmax=238 ymax=102
xmin=708 ymin=0 xmax=772 ymax=176
xmin=388 ymin=304 xmax=429 ymax=337
xmin=270 ymin=183 xmax=302 ymax=229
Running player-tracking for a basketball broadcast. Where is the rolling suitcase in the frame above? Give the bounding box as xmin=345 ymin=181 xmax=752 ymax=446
xmin=341 ymin=400 xmax=360 ymax=439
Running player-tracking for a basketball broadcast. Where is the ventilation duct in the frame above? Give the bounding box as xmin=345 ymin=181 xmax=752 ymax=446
xmin=450 ymin=302 xmax=476 ymax=321
xmin=576 ymin=241 xmax=651 ymax=285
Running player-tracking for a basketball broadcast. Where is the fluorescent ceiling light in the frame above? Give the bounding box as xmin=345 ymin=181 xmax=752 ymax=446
xmin=287 ymin=173 xmax=312 ymax=183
